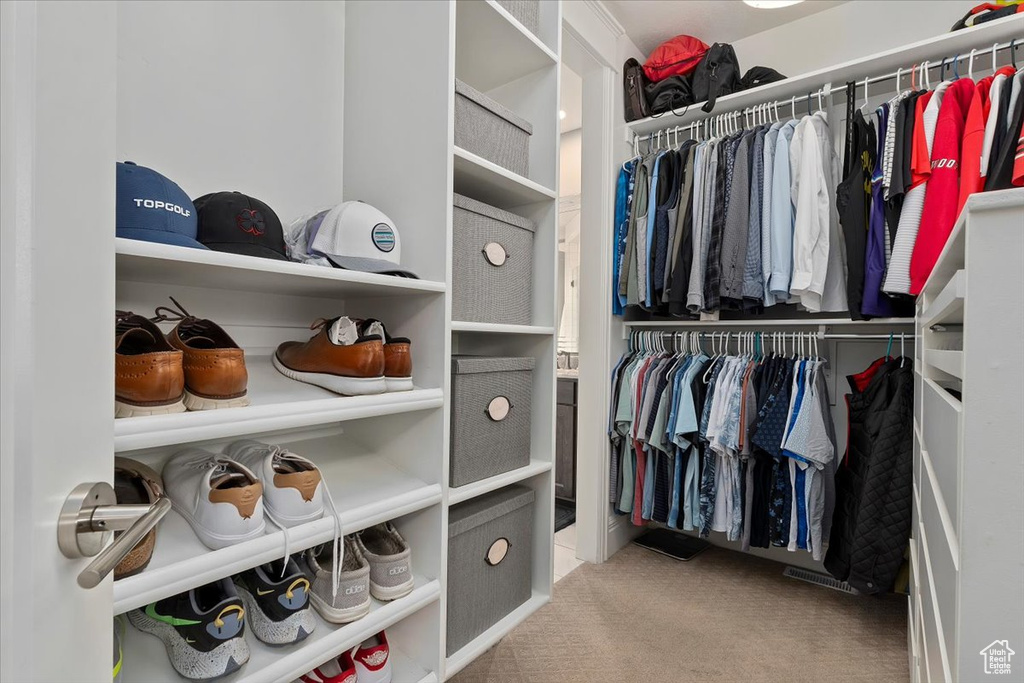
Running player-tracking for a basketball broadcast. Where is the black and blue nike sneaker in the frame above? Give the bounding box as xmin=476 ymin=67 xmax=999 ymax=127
xmin=234 ymin=556 xmax=316 ymax=646
xmin=128 ymin=578 xmax=250 ymax=681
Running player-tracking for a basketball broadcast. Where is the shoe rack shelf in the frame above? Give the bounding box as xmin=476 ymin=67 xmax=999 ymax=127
xmin=114 ymin=358 xmax=443 ymax=452
xmin=114 ymin=446 xmax=442 ymax=614
xmin=104 ymin=1 xmax=560 ymax=681
xmin=119 ymin=576 xmax=441 ymax=683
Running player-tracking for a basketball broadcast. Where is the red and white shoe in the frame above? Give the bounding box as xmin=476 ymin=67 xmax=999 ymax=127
xmin=353 ymin=631 xmax=391 ymax=683
xmin=299 ymin=651 xmax=356 ymax=683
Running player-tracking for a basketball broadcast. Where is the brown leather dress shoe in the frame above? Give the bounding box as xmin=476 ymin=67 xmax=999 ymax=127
xmin=357 ymin=319 xmax=413 ymax=392
xmin=153 ymin=298 xmax=250 ymax=411
xmin=115 ymin=312 xmax=186 ymax=418
xmin=273 ymin=316 xmax=386 ymax=395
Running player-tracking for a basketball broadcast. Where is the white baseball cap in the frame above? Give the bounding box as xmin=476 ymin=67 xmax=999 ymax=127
xmin=308 ymin=201 xmax=417 ymax=278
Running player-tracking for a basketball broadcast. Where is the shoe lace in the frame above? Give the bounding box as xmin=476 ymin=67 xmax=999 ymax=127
xmin=262 ymin=445 xmax=344 ymax=600
xmin=151 ymin=296 xmax=213 ymax=336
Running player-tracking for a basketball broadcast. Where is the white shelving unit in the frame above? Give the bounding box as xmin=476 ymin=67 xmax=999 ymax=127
xmin=102 ymin=1 xmax=560 ymax=681
xmin=909 ymin=189 xmax=1024 ymax=683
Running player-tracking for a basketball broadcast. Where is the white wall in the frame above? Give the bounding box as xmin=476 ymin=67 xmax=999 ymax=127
xmin=559 ymin=128 xmax=582 ymax=197
xmin=731 ymin=0 xmax=978 ymax=77
xmin=116 ymin=1 xmax=345 ymax=224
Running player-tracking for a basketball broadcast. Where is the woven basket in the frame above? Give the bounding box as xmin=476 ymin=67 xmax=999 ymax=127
xmin=455 ymin=79 xmax=533 ymax=176
xmin=452 ymin=193 xmax=535 ymax=325
xmin=450 ymin=355 xmax=534 ymax=487
xmin=447 ymin=485 xmax=534 ymax=654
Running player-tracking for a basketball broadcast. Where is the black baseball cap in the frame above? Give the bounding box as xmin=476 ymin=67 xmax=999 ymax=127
xmin=194 ymin=191 xmax=288 ymax=261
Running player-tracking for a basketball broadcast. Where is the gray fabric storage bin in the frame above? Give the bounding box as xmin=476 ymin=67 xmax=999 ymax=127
xmin=447 ymin=484 xmax=535 ymax=655
xmin=450 ymin=356 xmax=534 ymax=487
xmin=455 ymin=79 xmax=533 ymax=177
xmin=495 ymin=0 xmax=539 ymax=36
xmin=452 ymin=193 xmax=535 ymax=325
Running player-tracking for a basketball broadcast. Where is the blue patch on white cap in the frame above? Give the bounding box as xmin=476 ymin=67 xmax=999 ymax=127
xmin=371 ymin=223 xmax=396 ymax=253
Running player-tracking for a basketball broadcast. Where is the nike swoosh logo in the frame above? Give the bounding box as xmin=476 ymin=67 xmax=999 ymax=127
xmin=185 ymin=638 xmax=195 ymax=644
xmin=145 ymin=603 xmax=202 ymax=627
xmin=256 ymin=588 xmax=274 ymax=596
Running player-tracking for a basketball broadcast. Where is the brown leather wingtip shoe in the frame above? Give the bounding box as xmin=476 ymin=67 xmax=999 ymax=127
xmin=115 ymin=312 xmax=186 ymax=418
xmin=153 ymin=297 xmax=250 ymax=411
xmin=272 ymin=316 xmax=386 ymax=396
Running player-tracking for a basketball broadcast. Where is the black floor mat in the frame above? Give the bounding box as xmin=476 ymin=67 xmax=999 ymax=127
xmin=633 ymin=528 xmax=711 ymax=561
xmin=554 ymin=501 xmax=576 ymax=532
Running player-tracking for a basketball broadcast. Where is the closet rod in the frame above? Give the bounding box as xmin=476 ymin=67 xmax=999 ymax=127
xmin=638 ymin=331 xmax=917 ymax=342
xmin=631 ymin=38 xmax=1021 ymax=145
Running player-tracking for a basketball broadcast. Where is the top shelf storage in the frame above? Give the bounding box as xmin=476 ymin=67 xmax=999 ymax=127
xmin=625 ymin=15 xmax=1024 ymax=138
xmin=455 ymin=0 xmax=557 ymax=92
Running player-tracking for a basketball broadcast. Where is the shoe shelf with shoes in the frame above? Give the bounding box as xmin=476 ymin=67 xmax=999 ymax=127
xmin=120 ymin=576 xmax=439 ymax=683
xmin=113 ymin=431 xmax=442 ymax=615
xmin=120 ymin=507 xmax=438 ymax=683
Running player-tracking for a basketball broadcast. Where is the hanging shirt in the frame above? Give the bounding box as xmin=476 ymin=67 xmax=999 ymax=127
xmin=769 ymin=121 xmax=798 ymax=299
xmin=743 ymin=127 xmax=768 ymax=305
xmin=789 ymin=116 xmax=831 ymax=312
xmin=612 ymin=160 xmax=635 ymax=315
xmin=987 ymin=70 xmax=1024 ymax=191
xmin=884 ymin=81 xmax=948 ymax=296
xmin=981 ymin=72 xmax=1011 ymax=180
xmin=910 ymin=78 xmax=975 ymax=294
xmin=761 ymin=122 xmax=784 ymax=306
xmin=838 ymin=108 xmax=876 ymax=316
xmin=863 ymin=104 xmax=895 ymax=318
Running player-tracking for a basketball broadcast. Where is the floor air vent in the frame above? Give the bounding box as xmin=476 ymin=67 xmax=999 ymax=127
xmin=782 ymin=566 xmax=859 ymax=594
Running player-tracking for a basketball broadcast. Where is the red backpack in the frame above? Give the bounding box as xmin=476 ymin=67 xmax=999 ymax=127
xmin=642 ymin=35 xmax=709 ymax=83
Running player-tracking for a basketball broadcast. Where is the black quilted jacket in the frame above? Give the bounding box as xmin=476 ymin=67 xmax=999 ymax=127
xmin=824 ymin=359 xmax=914 ymax=594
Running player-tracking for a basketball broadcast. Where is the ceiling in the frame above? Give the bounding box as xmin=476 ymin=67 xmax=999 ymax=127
xmin=560 ymin=64 xmax=582 ymax=133
xmin=603 ymin=0 xmax=847 ymax=57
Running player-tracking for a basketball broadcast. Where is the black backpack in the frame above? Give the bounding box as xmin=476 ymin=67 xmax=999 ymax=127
xmin=623 ymin=58 xmax=651 ymax=122
xmin=691 ymin=43 xmax=741 ymax=113
xmin=645 ymin=75 xmax=695 ymax=115
xmin=739 ymin=66 xmax=786 ymax=92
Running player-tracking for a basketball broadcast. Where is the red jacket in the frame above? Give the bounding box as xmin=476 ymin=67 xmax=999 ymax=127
xmin=910 ymin=78 xmax=975 ymax=295
xmin=958 ymin=67 xmax=1015 ymax=213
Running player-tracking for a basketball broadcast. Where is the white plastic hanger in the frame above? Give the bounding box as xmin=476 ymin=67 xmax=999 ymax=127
xmin=968 ymin=48 xmax=977 ymax=81
xmin=992 ymin=42 xmax=1000 ymax=74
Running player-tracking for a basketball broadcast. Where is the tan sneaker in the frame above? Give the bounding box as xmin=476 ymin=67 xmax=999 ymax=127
xmin=115 ymin=312 xmax=186 ymax=418
xmin=273 ymin=317 xmax=386 ymax=395
xmin=153 ymin=298 xmax=250 ymax=411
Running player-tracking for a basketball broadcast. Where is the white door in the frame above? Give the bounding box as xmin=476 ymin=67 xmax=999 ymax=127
xmin=1 ymin=2 xmax=117 ymax=680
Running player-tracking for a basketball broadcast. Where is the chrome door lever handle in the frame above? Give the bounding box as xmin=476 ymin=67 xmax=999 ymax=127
xmin=57 ymin=482 xmax=172 ymax=588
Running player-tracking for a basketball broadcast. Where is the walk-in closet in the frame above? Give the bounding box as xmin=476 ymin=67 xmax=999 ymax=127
xmin=2 ymin=2 xmax=1022 ymax=682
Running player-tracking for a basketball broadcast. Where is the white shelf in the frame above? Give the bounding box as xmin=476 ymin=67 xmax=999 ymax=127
xmin=622 ymin=317 xmax=915 ymax=328
xmin=120 ymin=577 xmax=440 ymax=683
xmin=116 ymin=238 xmax=446 ymax=298
xmin=924 ymin=349 xmax=964 ymax=381
xmin=114 ymin=356 xmax=443 ymax=452
xmin=453 ymin=146 xmax=556 ymax=207
xmin=625 ymin=15 xmax=1024 ymax=138
xmin=922 ymin=270 xmax=965 ymax=329
xmin=444 ymin=591 xmax=549 ymax=679
xmin=114 ymin=451 xmax=441 ymax=614
xmin=455 ymin=0 xmax=556 ymax=92
xmin=448 ymin=459 xmax=552 ymax=505
xmin=451 ymin=320 xmax=556 ymax=335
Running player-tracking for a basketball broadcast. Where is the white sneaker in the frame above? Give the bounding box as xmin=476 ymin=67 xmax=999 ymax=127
xmin=353 ymin=631 xmax=392 ymax=683
xmin=162 ymin=448 xmax=266 ymax=550
xmin=223 ymin=440 xmax=325 ymax=527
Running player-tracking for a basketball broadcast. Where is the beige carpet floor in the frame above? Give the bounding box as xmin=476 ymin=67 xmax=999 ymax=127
xmin=452 ymin=544 xmax=908 ymax=683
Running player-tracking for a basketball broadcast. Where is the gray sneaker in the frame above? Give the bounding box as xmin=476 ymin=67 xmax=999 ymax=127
xmin=355 ymin=523 xmax=415 ymax=601
xmin=297 ymin=538 xmax=370 ymax=623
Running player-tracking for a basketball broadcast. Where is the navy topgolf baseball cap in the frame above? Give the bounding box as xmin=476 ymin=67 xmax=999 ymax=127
xmin=116 ymin=161 xmax=206 ymax=250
